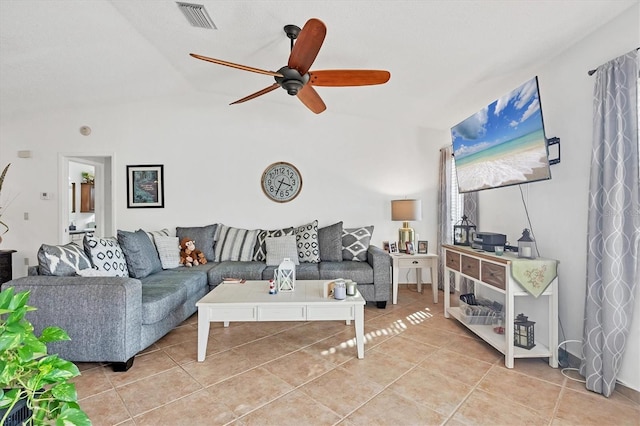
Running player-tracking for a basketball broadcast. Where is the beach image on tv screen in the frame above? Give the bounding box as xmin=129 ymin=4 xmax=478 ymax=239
xmin=451 ymin=77 xmax=551 ymax=193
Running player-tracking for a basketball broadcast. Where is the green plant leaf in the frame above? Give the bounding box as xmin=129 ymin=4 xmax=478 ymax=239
xmin=0 ymin=286 xmax=14 ymax=309
xmin=56 ymin=407 xmax=92 ymax=426
xmin=40 ymin=326 xmax=71 ymax=343
xmin=51 ymin=382 xmax=78 ymax=402
xmin=8 ymin=289 xmax=30 ymax=311
xmin=0 ymin=330 xmax=21 ymax=351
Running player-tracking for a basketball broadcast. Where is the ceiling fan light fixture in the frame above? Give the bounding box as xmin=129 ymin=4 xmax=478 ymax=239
xmin=282 ymin=80 xmax=303 ymax=96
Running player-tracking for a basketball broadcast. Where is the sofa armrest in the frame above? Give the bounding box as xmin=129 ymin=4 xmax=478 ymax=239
xmin=6 ymin=276 xmax=143 ymax=364
xmin=367 ymin=245 xmax=392 ymax=302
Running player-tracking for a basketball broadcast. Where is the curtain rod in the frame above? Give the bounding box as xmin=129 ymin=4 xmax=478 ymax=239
xmin=588 ymin=47 xmax=640 ymax=75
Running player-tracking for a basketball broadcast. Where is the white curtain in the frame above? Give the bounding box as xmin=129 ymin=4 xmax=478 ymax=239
xmin=580 ymin=49 xmax=640 ymax=397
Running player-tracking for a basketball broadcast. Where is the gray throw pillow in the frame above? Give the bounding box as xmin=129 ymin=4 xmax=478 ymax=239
xmin=265 ymin=236 xmax=300 ymax=266
xmin=253 ymin=227 xmax=295 ymax=261
xmin=37 ymin=242 xmax=92 ymax=276
xmin=215 ymin=224 xmax=261 ymax=262
xmin=342 ymin=226 xmax=374 ymax=262
xmin=117 ymin=229 xmax=163 ymax=278
xmin=176 ymin=224 xmax=217 ymax=261
xmin=318 ymin=221 xmax=343 ymax=262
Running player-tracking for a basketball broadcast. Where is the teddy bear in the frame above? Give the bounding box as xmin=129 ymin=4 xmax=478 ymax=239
xmin=179 ymin=237 xmax=207 ymax=267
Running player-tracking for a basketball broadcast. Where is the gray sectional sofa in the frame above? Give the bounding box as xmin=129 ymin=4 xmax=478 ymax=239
xmin=4 ymin=220 xmax=391 ymax=371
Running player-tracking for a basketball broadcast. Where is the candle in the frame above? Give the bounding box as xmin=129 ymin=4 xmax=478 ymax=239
xmin=521 ymin=246 xmax=532 ymax=257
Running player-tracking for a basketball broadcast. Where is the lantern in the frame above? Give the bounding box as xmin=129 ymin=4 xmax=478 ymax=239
xmin=514 ymin=313 xmax=535 ymax=349
xmin=453 ymin=215 xmax=476 ymax=246
xmin=276 ymin=257 xmax=296 ymax=292
xmin=517 ymin=228 xmax=536 ymax=259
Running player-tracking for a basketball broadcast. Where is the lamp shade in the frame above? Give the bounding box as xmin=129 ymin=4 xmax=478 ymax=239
xmin=391 ymin=199 xmax=422 ymax=221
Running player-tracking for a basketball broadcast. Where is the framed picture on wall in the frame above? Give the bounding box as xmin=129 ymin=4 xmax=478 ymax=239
xmin=418 ymin=240 xmax=428 ymax=254
xmin=127 ymin=164 xmax=164 ymax=208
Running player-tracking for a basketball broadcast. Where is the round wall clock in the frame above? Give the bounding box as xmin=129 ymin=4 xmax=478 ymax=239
xmin=261 ymin=162 xmax=302 ymax=203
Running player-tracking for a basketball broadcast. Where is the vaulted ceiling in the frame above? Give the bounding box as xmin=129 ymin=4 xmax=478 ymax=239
xmin=0 ymin=0 xmax=636 ymax=129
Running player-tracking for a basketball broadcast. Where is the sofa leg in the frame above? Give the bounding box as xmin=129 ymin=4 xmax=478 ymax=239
xmin=112 ymin=357 xmax=135 ymax=372
xmin=376 ymin=301 xmax=387 ymax=309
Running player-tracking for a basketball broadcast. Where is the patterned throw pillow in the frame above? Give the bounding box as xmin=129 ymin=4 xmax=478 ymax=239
xmin=37 ymin=242 xmax=92 ymax=276
xmin=295 ymin=220 xmax=319 ymax=263
xmin=154 ymin=235 xmax=181 ymax=269
xmin=83 ymin=235 xmax=129 ymax=277
xmin=215 ymin=224 xmax=261 ymax=262
xmin=342 ymin=226 xmax=374 ymax=262
xmin=265 ymin=236 xmax=300 ymax=266
xmin=253 ymin=227 xmax=295 ymax=261
xmin=145 ymin=228 xmax=170 ymax=251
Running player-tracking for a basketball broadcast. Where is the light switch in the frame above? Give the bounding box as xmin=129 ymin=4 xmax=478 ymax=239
xmin=24 ymin=212 xmax=29 ymax=220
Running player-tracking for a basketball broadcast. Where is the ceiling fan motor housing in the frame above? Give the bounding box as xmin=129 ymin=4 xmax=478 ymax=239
xmin=275 ymin=66 xmax=309 ymax=95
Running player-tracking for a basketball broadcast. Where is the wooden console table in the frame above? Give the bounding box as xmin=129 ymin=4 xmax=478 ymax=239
xmin=0 ymin=250 xmax=16 ymax=287
xmin=443 ymin=244 xmax=558 ymax=368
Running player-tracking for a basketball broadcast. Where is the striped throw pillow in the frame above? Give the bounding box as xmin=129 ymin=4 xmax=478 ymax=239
xmin=214 ymin=225 xmax=260 ymax=262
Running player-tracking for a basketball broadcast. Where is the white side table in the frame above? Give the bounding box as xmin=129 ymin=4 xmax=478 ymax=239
xmin=391 ymin=253 xmax=439 ymax=304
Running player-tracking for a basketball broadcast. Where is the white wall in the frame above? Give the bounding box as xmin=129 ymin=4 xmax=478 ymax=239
xmin=479 ymin=5 xmax=639 ymax=391
xmin=0 ymin=93 xmax=446 ymax=279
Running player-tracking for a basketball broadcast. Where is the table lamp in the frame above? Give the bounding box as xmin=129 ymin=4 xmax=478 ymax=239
xmin=391 ymin=199 xmax=422 ymax=252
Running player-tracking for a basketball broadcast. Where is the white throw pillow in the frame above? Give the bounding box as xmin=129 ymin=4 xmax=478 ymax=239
xmin=265 ymin=236 xmax=300 ymax=266
xmin=154 ymin=235 xmax=181 ymax=269
xmin=83 ymin=235 xmax=129 ymax=277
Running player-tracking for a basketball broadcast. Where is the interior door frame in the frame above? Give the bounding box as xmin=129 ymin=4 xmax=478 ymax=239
xmin=58 ymin=153 xmax=115 ymax=243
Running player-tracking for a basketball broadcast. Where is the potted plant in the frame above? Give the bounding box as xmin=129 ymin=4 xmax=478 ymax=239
xmin=0 ymin=287 xmax=91 ymax=425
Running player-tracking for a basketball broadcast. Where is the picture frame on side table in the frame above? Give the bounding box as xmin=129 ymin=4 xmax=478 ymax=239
xmin=389 ymin=242 xmax=399 ymax=254
xmin=382 ymin=241 xmax=390 ymax=252
xmin=406 ymin=242 xmax=415 ymax=255
xmin=418 ymin=240 xmax=428 ymax=254
xmin=127 ymin=164 xmax=164 ymax=208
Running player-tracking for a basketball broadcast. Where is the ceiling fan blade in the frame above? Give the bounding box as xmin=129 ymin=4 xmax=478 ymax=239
xmin=288 ymin=18 xmax=326 ymax=75
xmin=190 ymin=53 xmax=283 ymax=77
xmin=230 ymin=83 xmax=280 ymax=105
xmin=309 ymin=70 xmax=391 ymax=86
xmin=297 ymin=85 xmax=326 ymax=114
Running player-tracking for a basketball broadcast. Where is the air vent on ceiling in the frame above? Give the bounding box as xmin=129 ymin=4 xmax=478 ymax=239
xmin=176 ymin=2 xmax=217 ymax=29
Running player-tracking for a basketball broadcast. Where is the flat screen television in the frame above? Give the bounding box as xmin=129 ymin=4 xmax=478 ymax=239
xmin=451 ymin=76 xmax=551 ymax=193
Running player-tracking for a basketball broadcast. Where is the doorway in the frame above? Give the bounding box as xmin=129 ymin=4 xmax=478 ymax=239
xmin=59 ymin=154 xmax=114 ymax=243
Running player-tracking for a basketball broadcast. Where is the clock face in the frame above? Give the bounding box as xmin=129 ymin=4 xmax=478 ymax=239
xmin=261 ymin=162 xmax=302 ymax=203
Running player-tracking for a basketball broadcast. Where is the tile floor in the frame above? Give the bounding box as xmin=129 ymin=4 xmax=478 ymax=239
xmin=72 ymin=286 xmax=640 ymax=425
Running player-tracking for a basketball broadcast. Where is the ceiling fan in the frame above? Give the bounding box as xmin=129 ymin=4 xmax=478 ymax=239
xmin=190 ymin=18 xmax=391 ymax=114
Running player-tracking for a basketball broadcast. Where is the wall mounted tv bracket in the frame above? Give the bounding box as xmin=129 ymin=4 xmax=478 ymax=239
xmin=547 ymin=137 xmax=560 ymax=165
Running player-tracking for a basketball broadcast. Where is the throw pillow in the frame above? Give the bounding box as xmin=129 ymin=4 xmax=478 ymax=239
xmin=154 ymin=235 xmax=181 ymax=269
xmin=37 ymin=242 xmax=92 ymax=276
xmin=145 ymin=228 xmax=170 ymax=250
xmin=83 ymin=235 xmax=129 ymax=277
xmin=265 ymin=236 xmax=300 ymax=266
xmin=215 ymin=224 xmax=261 ymax=262
xmin=342 ymin=226 xmax=374 ymax=262
xmin=294 ymin=220 xmax=319 ymax=263
xmin=253 ymin=227 xmax=295 ymax=261
xmin=318 ymin=221 xmax=343 ymax=262
xmin=77 ymin=268 xmax=114 ymax=277
xmin=176 ymin=224 xmax=217 ymax=261
xmin=117 ymin=229 xmax=163 ymax=278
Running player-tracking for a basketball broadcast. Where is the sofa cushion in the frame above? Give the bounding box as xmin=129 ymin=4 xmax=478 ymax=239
xmin=342 ymin=226 xmax=374 ymax=262
xmin=265 ymin=236 xmax=300 ymax=266
xmin=37 ymin=242 xmax=92 ymax=276
xmin=318 ymin=221 xmax=343 ymax=262
xmin=176 ymin=224 xmax=217 ymax=261
xmin=83 ymin=235 xmax=129 ymax=277
xmin=141 ymin=268 xmax=208 ymax=300
xmin=253 ymin=227 xmax=295 ymax=261
xmin=295 ymin=220 xmax=319 ymax=263
xmin=263 ymin=263 xmax=320 ymax=280
xmin=319 ymin=261 xmax=374 ymax=283
xmin=145 ymin=228 xmax=170 ymax=251
xmin=117 ymin=229 xmax=163 ymax=278
xmin=215 ymin=225 xmax=260 ymax=262
xmin=154 ymin=236 xmax=181 ymax=269
xmin=139 ymin=281 xmax=187 ymax=325
xmin=207 ymin=261 xmax=267 ymax=285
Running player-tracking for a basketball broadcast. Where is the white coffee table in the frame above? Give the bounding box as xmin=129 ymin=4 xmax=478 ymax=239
xmin=196 ymin=280 xmax=366 ymax=362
